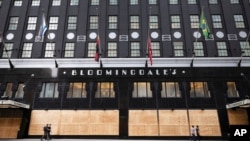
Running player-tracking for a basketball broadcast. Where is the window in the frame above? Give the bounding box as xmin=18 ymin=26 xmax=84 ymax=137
xmin=152 ymin=42 xmax=160 ymax=57
xmin=91 ymin=0 xmax=99 ymax=5
xmin=169 ymin=0 xmax=178 ymax=4
xmin=193 ymin=42 xmax=205 ymax=56
xmin=188 ymin=0 xmax=197 ymax=4
xmin=148 ymin=0 xmax=157 ymax=5
xmin=67 ymin=82 xmax=87 ymax=98
xmin=27 ymin=17 xmax=37 ymax=30
xmin=39 ymin=83 xmax=59 ymax=98
xmin=70 ymin=0 xmax=79 ymax=6
xmin=95 ymin=82 xmax=115 ymax=98
xmin=67 ymin=16 xmax=77 ymax=30
xmin=209 ymin=0 xmax=218 ymax=4
xmin=109 ymin=0 xmax=118 ymax=5
xmin=173 ymin=42 xmax=184 ymax=57
xmin=107 ymin=42 xmax=117 ymax=57
xmin=132 ymin=82 xmax=152 ymax=98
xmin=171 ymin=15 xmax=181 ymax=29
xmin=89 ymin=16 xmax=98 ymax=29
xmin=190 ymin=15 xmax=199 ymax=29
xmin=8 ymin=17 xmax=19 ymax=30
xmin=15 ymin=83 xmax=24 ymax=98
xmin=48 ymin=17 xmax=59 ymax=30
xmin=130 ymin=0 xmax=138 ymax=5
xmin=227 ymin=82 xmax=239 ymax=97
xmin=108 ymin=16 xmax=118 ymax=29
xmin=234 ymin=15 xmax=245 ymax=28
xmin=240 ymin=41 xmax=250 ymax=56
xmin=87 ymin=42 xmax=96 ymax=58
xmin=44 ymin=43 xmax=55 ymax=58
xmin=52 ymin=0 xmax=61 ymax=6
xmin=31 ymin=0 xmax=40 ymax=6
xmin=130 ymin=16 xmax=140 ymax=29
xmin=212 ymin=15 xmax=223 ymax=28
xmin=130 ymin=42 xmax=141 ymax=57
xmin=216 ymin=42 xmax=228 ymax=56
xmin=2 ymin=43 xmax=13 ymax=58
xmin=190 ymin=82 xmax=210 ymax=98
xmin=64 ymin=43 xmax=75 ymax=58
xmin=149 ymin=16 xmax=159 ymax=29
xmin=230 ymin=0 xmax=239 ymax=4
xmin=3 ymin=83 xmax=13 ymax=98
xmin=14 ymin=0 xmax=22 ymax=6
xmin=22 ymin=43 xmax=33 ymax=58
xmin=161 ymin=82 xmax=181 ymax=98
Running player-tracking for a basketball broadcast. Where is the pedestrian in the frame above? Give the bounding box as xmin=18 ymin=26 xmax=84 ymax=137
xmin=196 ymin=125 xmax=200 ymax=141
xmin=190 ymin=125 xmax=196 ymax=141
xmin=47 ymin=124 xmax=52 ymax=140
xmin=40 ymin=124 xmax=48 ymax=141
xmin=41 ymin=124 xmax=52 ymax=141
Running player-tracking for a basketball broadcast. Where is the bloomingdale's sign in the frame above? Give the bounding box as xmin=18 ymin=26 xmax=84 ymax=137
xmin=60 ymin=68 xmax=187 ymax=78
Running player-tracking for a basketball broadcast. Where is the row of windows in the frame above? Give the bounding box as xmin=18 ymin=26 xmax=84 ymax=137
xmin=7 ymin=14 xmax=246 ymax=32
xmin=2 ymin=40 xmax=250 ymax=58
xmin=1 ymin=81 xmax=240 ymax=99
xmin=3 ymin=0 xmax=246 ymax=7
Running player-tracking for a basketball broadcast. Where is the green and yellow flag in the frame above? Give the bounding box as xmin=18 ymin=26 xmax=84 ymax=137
xmin=200 ymin=10 xmax=210 ymax=39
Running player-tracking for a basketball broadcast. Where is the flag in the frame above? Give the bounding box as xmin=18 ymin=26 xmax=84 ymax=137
xmin=199 ymin=10 xmax=210 ymax=39
xmin=38 ymin=12 xmax=48 ymax=37
xmin=147 ymin=36 xmax=153 ymax=66
xmin=95 ymin=35 xmax=100 ymax=62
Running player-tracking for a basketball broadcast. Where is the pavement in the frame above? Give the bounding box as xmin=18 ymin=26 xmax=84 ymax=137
xmin=0 ymin=139 xmax=229 ymax=141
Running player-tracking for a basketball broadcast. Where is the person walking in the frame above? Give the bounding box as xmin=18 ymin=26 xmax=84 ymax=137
xmin=196 ymin=125 xmax=200 ymax=141
xmin=47 ymin=124 xmax=52 ymax=140
xmin=190 ymin=125 xmax=196 ymax=141
xmin=41 ymin=124 xmax=48 ymax=141
xmin=41 ymin=124 xmax=52 ymax=141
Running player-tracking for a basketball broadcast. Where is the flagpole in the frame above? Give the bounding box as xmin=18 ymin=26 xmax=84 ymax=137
xmin=95 ymin=8 xmax=102 ymax=66
xmin=192 ymin=6 xmax=205 ymax=67
xmin=146 ymin=7 xmax=153 ymax=67
xmin=96 ymin=7 xmax=101 ymax=55
xmin=194 ymin=6 xmax=205 ymax=57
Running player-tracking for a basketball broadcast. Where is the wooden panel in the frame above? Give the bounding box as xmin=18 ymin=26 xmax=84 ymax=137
xmin=0 ymin=118 xmax=21 ymax=138
xmin=227 ymin=109 xmax=249 ymax=125
xmin=28 ymin=110 xmax=61 ymax=135
xmin=29 ymin=110 xmax=119 ymax=136
xmin=159 ymin=110 xmax=189 ymax=136
xmin=129 ymin=110 xmax=158 ymax=136
xmin=189 ymin=110 xmax=221 ymax=136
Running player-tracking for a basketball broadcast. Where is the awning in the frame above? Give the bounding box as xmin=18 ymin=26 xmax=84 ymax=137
xmin=0 ymin=100 xmax=30 ymax=109
xmin=226 ymin=99 xmax=250 ymax=109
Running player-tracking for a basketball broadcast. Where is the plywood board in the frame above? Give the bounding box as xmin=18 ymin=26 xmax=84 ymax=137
xmin=227 ymin=109 xmax=249 ymax=125
xmin=29 ymin=110 xmax=119 ymax=136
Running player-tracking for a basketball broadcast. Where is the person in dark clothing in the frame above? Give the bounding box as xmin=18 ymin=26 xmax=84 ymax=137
xmin=41 ymin=124 xmax=52 ymax=141
xmin=196 ymin=125 xmax=200 ymax=141
xmin=47 ymin=124 xmax=52 ymax=140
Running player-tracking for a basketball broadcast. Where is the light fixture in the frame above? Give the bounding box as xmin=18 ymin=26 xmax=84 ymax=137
xmin=238 ymin=51 xmax=245 ymax=67
xmin=55 ymin=59 xmax=58 ymax=68
xmin=190 ymin=51 xmax=195 ymax=67
xmin=23 ymin=74 xmax=35 ymax=88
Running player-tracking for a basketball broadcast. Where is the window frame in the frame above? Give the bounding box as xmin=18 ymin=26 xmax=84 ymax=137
xmin=190 ymin=82 xmax=211 ymax=98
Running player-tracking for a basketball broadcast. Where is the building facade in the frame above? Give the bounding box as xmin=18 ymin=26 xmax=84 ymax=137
xmin=0 ymin=0 xmax=250 ymax=140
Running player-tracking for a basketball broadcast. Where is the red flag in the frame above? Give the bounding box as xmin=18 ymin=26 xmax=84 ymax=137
xmin=147 ymin=37 xmax=153 ymax=66
xmin=95 ymin=35 xmax=100 ymax=61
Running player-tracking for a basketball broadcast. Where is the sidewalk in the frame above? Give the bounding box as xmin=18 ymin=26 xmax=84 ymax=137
xmin=0 ymin=139 xmax=229 ymax=141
